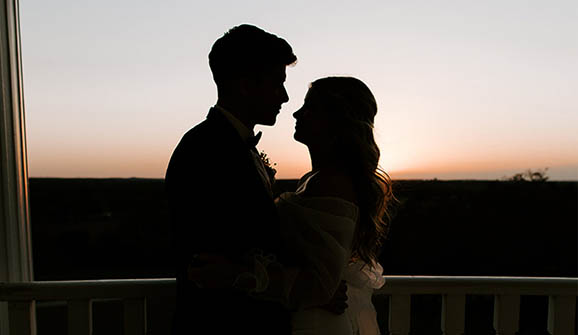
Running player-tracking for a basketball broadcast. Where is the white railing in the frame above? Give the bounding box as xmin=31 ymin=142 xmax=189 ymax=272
xmin=0 ymin=279 xmax=175 ymax=335
xmin=378 ymin=276 xmax=577 ymax=335
xmin=1 ymin=276 xmax=576 ymax=335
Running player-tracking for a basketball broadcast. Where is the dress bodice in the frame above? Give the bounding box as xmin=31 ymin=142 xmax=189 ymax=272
xmin=342 ymin=260 xmax=385 ymax=335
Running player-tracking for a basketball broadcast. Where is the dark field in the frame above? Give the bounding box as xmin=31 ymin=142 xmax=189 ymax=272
xmin=27 ymin=178 xmax=578 ymax=335
xmin=29 ymin=178 xmax=577 ymax=280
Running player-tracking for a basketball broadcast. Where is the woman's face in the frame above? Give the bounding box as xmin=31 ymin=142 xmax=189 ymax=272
xmin=293 ymin=88 xmax=335 ymax=147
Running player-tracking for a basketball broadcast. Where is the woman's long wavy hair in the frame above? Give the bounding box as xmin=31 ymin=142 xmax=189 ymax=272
xmin=309 ymin=77 xmax=395 ymax=268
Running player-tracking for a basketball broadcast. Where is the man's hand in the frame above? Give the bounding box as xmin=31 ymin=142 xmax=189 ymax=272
xmin=321 ymin=280 xmax=348 ymax=315
xmin=187 ymin=253 xmax=252 ymax=290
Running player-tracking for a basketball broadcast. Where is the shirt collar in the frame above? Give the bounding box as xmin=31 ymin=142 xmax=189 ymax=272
xmin=213 ymin=104 xmax=254 ymax=143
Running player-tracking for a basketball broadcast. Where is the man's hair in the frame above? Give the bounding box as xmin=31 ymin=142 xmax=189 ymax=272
xmin=209 ymin=24 xmax=297 ymax=85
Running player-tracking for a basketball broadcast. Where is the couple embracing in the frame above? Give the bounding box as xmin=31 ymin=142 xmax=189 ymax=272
xmin=165 ymin=24 xmax=394 ymax=335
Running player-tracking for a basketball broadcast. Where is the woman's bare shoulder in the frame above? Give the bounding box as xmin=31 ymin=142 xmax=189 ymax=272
xmin=296 ymin=170 xmax=316 ymax=188
xmin=304 ymin=170 xmax=358 ymax=205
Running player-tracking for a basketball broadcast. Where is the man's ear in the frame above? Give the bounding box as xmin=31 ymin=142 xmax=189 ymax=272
xmin=237 ymin=75 xmax=258 ymax=97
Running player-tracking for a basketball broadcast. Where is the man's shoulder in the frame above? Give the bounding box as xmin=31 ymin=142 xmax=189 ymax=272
xmin=170 ymin=123 xmax=220 ymax=160
xmin=166 ymin=118 xmax=214 ymax=174
xmin=178 ymin=112 xmax=240 ymax=147
xmin=179 ymin=118 xmax=213 ymax=142
xmin=166 ymin=114 xmax=245 ymax=173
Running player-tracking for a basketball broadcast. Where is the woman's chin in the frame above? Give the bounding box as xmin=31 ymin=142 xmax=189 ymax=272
xmin=293 ymin=133 xmax=305 ymax=144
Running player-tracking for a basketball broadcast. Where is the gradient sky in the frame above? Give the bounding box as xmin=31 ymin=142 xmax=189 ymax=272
xmin=20 ymin=0 xmax=578 ymax=180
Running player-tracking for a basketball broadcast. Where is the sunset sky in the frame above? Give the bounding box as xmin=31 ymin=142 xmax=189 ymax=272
xmin=19 ymin=0 xmax=577 ymax=180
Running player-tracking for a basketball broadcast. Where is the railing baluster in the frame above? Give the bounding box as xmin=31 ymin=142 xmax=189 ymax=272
xmin=68 ymin=299 xmax=92 ymax=335
xmin=493 ymin=294 xmax=520 ymax=335
xmin=442 ymin=294 xmax=465 ymax=335
xmin=124 ymin=298 xmax=147 ymax=335
xmin=8 ymin=301 xmax=35 ymax=335
xmin=389 ymin=294 xmax=411 ymax=335
xmin=547 ymin=295 xmax=576 ymax=335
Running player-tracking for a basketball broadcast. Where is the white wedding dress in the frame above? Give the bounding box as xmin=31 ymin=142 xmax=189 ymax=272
xmin=342 ymin=260 xmax=385 ymax=335
xmin=273 ymin=172 xmax=385 ymax=335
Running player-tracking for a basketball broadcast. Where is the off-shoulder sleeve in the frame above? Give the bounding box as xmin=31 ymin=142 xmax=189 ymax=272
xmin=343 ymin=259 xmax=386 ymax=290
xmin=247 ymin=192 xmax=358 ymax=309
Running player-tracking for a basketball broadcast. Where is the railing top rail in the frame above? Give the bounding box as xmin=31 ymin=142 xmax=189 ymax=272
xmin=1 ymin=276 xmax=576 ymax=301
xmin=376 ymin=276 xmax=578 ymax=296
xmin=0 ymin=278 xmax=177 ymax=301
xmin=383 ymin=275 xmax=578 ymax=285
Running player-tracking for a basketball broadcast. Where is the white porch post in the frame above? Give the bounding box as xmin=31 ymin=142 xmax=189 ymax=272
xmin=0 ymin=0 xmax=35 ymax=333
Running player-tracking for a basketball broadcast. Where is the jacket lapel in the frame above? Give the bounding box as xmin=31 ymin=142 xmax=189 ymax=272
xmin=206 ymin=107 xmax=273 ymax=199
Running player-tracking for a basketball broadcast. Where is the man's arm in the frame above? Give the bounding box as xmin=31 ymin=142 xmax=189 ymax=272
xmin=321 ymin=280 xmax=348 ymax=314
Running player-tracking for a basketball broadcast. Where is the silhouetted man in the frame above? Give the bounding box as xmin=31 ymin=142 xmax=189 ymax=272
xmin=165 ymin=24 xmax=297 ymax=334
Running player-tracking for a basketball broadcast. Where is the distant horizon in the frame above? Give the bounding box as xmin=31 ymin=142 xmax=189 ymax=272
xmin=27 ymin=171 xmax=578 ymax=182
xmin=25 ymin=155 xmax=578 ymax=181
xmin=25 ymin=158 xmax=577 ymax=181
xmin=25 ymin=161 xmax=577 ymax=181
xmin=26 ymin=177 xmax=578 ymax=182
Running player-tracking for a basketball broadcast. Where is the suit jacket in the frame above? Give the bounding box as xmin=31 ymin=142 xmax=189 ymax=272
xmin=165 ymin=107 xmax=291 ymax=334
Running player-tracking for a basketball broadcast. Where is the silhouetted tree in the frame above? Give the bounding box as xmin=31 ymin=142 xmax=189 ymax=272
xmin=505 ymin=168 xmax=549 ymax=182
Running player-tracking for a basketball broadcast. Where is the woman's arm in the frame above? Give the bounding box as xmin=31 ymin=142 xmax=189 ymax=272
xmin=187 ymin=253 xmax=347 ymax=311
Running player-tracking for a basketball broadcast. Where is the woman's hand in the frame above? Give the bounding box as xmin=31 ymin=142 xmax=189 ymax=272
xmin=321 ymin=280 xmax=349 ymax=314
xmin=187 ymin=253 xmax=255 ymax=290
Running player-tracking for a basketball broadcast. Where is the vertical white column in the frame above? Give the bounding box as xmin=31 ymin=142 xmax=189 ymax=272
xmin=442 ymin=294 xmax=466 ymax=335
xmin=493 ymin=294 xmax=520 ymax=335
xmin=0 ymin=0 xmax=35 ymax=333
xmin=389 ymin=294 xmax=411 ymax=335
xmin=547 ymin=295 xmax=576 ymax=335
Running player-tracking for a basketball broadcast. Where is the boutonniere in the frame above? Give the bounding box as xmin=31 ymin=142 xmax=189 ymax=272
xmin=259 ymin=151 xmax=277 ymax=183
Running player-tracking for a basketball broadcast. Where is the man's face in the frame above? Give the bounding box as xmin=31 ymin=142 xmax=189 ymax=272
xmin=246 ymin=65 xmax=289 ymax=126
